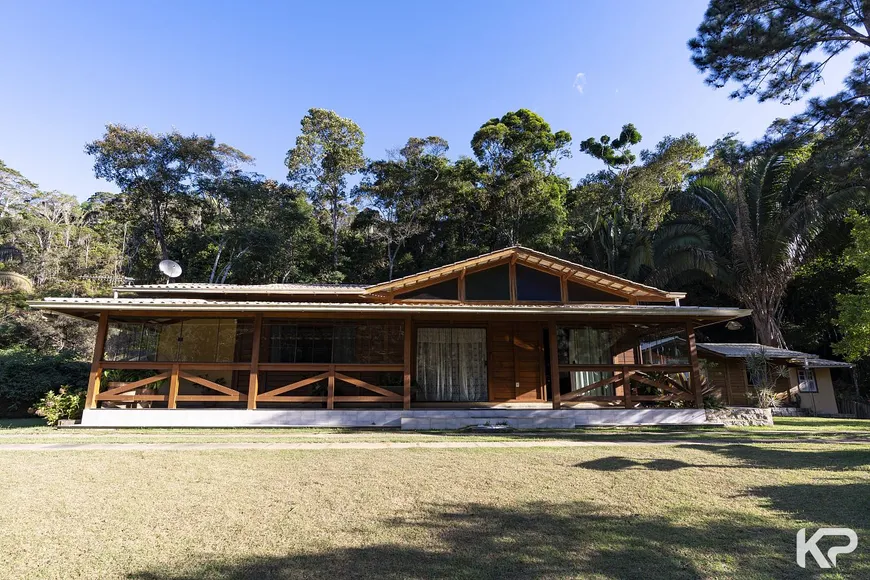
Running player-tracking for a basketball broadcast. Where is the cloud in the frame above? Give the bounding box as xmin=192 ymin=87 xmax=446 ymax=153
xmin=573 ymin=72 xmax=586 ymax=94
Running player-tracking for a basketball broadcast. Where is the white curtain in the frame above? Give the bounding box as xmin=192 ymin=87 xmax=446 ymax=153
xmin=568 ymin=328 xmax=614 ymax=396
xmin=416 ymin=328 xmax=487 ymax=401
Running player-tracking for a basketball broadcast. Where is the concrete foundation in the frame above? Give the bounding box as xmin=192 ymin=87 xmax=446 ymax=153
xmin=80 ymin=408 xmax=714 ymax=429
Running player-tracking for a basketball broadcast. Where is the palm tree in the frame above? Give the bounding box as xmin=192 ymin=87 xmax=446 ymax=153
xmin=655 ymin=149 xmax=863 ymax=347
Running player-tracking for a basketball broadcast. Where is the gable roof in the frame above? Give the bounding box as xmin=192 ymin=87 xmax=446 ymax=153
xmin=363 ymin=246 xmax=684 ymax=302
xmin=697 ymin=343 xmax=852 ymax=368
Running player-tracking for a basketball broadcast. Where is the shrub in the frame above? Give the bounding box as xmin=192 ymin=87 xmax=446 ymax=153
xmin=30 ymin=386 xmax=85 ymax=426
xmin=0 ymin=347 xmax=89 ymax=417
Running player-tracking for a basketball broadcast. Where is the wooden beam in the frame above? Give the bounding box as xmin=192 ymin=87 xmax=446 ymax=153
xmin=622 ymin=367 xmax=633 ymax=408
xmin=686 ymin=322 xmax=704 ymax=409
xmin=258 ymin=372 xmax=331 ymax=399
xmin=99 ymin=372 xmax=171 ymax=398
xmin=85 ymin=311 xmax=109 ymax=409
xmin=327 ymin=365 xmax=335 ymax=409
xmin=334 ymin=373 xmax=400 ymax=398
xmin=548 ymin=321 xmax=561 ymax=409
xmin=178 ymin=371 xmax=245 ymax=398
xmin=248 ymin=313 xmax=263 ymax=409
xmin=458 ymin=270 xmax=466 ymax=303
xmin=167 ymin=364 xmax=180 ymax=409
xmin=403 ymin=318 xmax=412 ymax=410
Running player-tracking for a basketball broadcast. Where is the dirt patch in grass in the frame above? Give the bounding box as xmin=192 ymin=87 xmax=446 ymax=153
xmin=0 ymin=443 xmax=867 ymax=579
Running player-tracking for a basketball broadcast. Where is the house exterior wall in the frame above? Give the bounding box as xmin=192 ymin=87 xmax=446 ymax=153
xmin=788 ymin=367 xmax=839 ymax=415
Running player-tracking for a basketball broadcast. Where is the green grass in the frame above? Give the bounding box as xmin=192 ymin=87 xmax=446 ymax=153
xmin=0 ymin=442 xmax=867 ymax=579
xmin=0 ymin=416 xmax=869 ymax=445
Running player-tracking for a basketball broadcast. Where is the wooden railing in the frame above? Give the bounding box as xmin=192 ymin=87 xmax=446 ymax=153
xmin=92 ymin=362 xmax=404 ymax=409
xmin=557 ymin=365 xmax=695 ymax=407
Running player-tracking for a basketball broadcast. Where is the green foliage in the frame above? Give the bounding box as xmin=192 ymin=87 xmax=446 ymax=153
xmin=835 ymin=211 xmax=870 ymax=361
xmin=744 ymin=352 xmax=787 ymax=408
xmin=689 ymin=0 xmax=867 ymax=103
xmin=85 ymin=124 xmax=252 ymax=263
xmin=657 ymin=146 xmax=863 ymax=346
xmin=286 ymin=108 xmax=366 ymax=270
xmin=572 ymin=126 xmax=704 ymax=277
xmin=471 ymin=109 xmax=572 ymax=249
xmin=0 ymin=347 xmax=89 ymax=417
xmin=30 ymin=385 xmax=85 ymax=426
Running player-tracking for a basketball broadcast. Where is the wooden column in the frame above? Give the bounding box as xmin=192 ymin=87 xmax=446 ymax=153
xmin=167 ymin=364 xmax=180 ymax=409
xmin=458 ymin=270 xmax=466 ymax=303
xmin=247 ymin=314 xmax=263 ymax=409
xmin=84 ymin=311 xmax=109 ymax=409
xmin=686 ymin=322 xmax=704 ymax=408
xmin=403 ymin=318 xmax=412 ymax=410
xmin=548 ymin=321 xmax=561 ymax=409
xmin=509 ymin=255 xmax=517 ymax=303
xmin=327 ymin=365 xmax=335 ymax=409
xmin=622 ymin=367 xmax=633 ymax=408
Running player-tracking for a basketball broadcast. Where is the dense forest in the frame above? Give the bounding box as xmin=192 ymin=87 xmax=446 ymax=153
xmin=3 ymin=0 xmax=870 ymax=412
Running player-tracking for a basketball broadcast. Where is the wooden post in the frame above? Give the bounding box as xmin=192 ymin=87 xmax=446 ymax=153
xmin=622 ymin=367 xmax=633 ymax=408
xmin=247 ymin=314 xmax=263 ymax=410
xmin=403 ymin=318 xmax=412 ymax=410
xmin=560 ymin=275 xmax=569 ymax=304
xmin=167 ymin=364 xmax=180 ymax=409
xmin=327 ymin=365 xmax=335 ymax=409
xmin=509 ymin=256 xmax=518 ymax=303
xmin=458 ymin=270 xmax=466 ymax=303
xmin=686 ymin=322 xmax=704 ymax=408
xmin=84 ymin=311 xmax=109 ymax=409
xmin=548 ymin=321 xmax=561 ymax=409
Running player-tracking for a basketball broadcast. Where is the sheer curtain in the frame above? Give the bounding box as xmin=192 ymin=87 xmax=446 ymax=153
xmin=416 ymin=328 xmax=487 ymax=401
xmin=569 ymin=327 xmax=614 ymax=396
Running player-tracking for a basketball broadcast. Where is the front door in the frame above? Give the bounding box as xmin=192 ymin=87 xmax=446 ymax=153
xmin=489 ymin=322 xmax=546 ymax=401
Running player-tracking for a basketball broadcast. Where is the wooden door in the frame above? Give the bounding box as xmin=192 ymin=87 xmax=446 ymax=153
xmin=489 ymin=322 xmax=545 ymax=401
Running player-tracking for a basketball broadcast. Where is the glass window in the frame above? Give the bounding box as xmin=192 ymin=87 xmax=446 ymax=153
xmin=465 ymin=264 xmax=510 ymax=301
xmin=798 ymin=369 xmax=818 ymax=393
xmin=395 ymin=278 xmax=458 ymax=300
xmin=557 ymin=324 xmax=689 ymax=366
xmin=261 ymin=320 xmax=404 ymax=364
xmin=104 ymin=318 xmax=253 ymax=362
xmin=416 ymin=328 xmax=487 ymax=401
xmin=516 ymin=265 xmax=561 ymax=301
xmin=567 ymin=281 xmax=629 ymax=303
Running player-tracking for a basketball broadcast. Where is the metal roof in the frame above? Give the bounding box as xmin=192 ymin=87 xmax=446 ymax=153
xmin=115 ymin=283 xmax=367 ymax=295
xmin=113 ymin=247 xmax=686 ymax=302
xmin=697 ymin=343 xmax=852 ymax=368
xmin=364 ymin=246 xmax=685 ymax=302
xmin=29 ymin=296 xmax=749 ymax=320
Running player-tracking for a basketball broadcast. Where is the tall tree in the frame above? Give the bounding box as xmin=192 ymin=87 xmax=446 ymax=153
xmin=0 ymin=159 xmax=37 ymax=218
xmin=573 ymin=125 xmax=705 ymax=276
xmin=471 ymin=109 xmax=572 ymax=249
xmin=658 ymin=147 xmax=864 ymax=346
xmin=690 ymin=1 xmax=870 ymax=178
xmin=85 ymin=124 xmax=251 ymax=262
xmin=285 ymin=108 xmax=365 ymax=271
xmin=357 ymin=137 xmax=451 ymax=279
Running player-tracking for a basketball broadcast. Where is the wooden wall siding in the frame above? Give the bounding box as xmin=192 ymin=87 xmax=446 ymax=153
xmin=726 ymin=359 xmax=750 ymax=405
xmin=89 ymin=313 xmax=708 ymax=410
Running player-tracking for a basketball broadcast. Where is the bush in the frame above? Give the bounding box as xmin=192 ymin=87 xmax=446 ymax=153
xmin=0 ymin=347 xmax=89 ymax=417
xmin=30 ymin=386 xmax=85 ymax=426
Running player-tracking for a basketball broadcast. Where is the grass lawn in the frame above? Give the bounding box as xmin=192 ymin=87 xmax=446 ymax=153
xmin=0 ymin=429 xmax=868 ymax=578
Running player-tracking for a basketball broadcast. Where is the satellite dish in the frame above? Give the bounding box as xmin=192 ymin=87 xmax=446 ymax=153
xmin=158 ymin=260 xmax=183 ymax=284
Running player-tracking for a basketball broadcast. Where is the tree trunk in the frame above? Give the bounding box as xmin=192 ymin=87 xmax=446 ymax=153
xmin=745 ymin=294 xmax=786 ymax=348
xmin=331 ymin=192 xmax=339 ymax=270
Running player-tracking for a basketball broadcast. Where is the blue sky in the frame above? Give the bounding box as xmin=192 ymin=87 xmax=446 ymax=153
xmin=0 ymin=0 xmax=855 ymax=199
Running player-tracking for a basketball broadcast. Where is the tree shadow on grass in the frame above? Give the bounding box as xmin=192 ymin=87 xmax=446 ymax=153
xmin=678 ymin=444 xmax=870 ymax=471
xmin=125 ymin=501 xmax=849 ymax=580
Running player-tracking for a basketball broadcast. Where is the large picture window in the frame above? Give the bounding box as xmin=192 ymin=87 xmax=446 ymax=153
xmin=262 ymin=320 xmax=404 ymax=364
xmin=416 ymin=328 xmax=487 ymax=401
xmin=104 ymin=317 xmax=254 ymax=362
